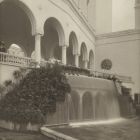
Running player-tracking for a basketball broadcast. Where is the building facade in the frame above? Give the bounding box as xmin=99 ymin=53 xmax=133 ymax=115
xmin=96 ymin=0 xmax=140 ymax=96
xmin=0 ymin=0 xmax=95 ymax=83
xmin=0 ymin=0 xmax=140 ymax=97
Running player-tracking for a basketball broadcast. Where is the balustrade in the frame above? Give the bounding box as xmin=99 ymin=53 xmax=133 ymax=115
xmin=0 ymin=52 xmax=132 ymax=83
xmin=0 ymin=52 xmax=35 ymax=67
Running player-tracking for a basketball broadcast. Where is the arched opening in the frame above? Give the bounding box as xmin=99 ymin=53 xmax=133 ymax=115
xmin=68 ymin=91 xmax=80 ymax=121
xmin=79 ymin=42 xmax=88 ymax=68
xmin=0 ymin=0 xmax=35 ymax=57
xmin=42 ymin=17 xmax=65 ymax=61
xmin=82 ymin=92 xmax=93 ymax=120
xmin=88 ymin=50 xmax=94 ymax=70
xmin=67 ymin=32 xmax=78 ymax=66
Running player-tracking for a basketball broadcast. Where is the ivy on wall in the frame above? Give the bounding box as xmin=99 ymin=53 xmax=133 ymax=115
xmin=0 ymin=64 xmax=71 ymax=124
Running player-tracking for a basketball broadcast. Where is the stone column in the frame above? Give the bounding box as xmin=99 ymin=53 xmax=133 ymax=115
xmin=84 ymin=60 xmax=88 ymax=69
xmin=35 ymin=33 xmax=42 ymax=67
xmin=74 ymin=54 xmax=79 ymax=67
xmin=62 ymin=45 xmax=67 ymax=65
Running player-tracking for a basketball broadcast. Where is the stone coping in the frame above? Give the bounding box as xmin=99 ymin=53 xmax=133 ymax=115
xmin=41 ymin=127 xmax=78 ymax=140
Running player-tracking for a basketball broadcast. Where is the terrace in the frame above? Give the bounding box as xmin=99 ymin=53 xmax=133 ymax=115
xmin=0 ymin=52 xmax=132 ymax=83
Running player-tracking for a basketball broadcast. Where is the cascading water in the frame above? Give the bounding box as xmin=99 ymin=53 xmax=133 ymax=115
xmin=94 ymin=91 xmax=120 ymax=120
xmin=68 ymin=76 xmax=121 ymax=122
xmin=45 ymin=76 xmax=122 ymax=125
xmin=68 ymin=90 xmax=121 ymax=122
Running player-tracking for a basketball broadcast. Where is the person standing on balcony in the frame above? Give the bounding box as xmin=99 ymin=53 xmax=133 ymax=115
xmin=0 ymin=41 xmax=6 ymax=53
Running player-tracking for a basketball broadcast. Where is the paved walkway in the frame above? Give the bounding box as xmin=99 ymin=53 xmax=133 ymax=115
xmin=54 ymin=118 xmax=140 ymax=140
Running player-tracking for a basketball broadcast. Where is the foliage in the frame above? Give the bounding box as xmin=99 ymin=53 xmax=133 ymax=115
xmin=0 ymin=64 xmax=71 ymax=124
xmin=0 ymin=84 xmax=5 ymax=99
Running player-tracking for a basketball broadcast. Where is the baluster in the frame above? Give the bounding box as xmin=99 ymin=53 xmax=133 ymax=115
xmin=14 ymin=55 xmax=16 ymax=64
xmin=19 ymin=57 xmax=21 ymax=65
xmin=8 ymin=54 xmax=11 ymax=64
xmin=1 ymin=53 xmax=3 ymax=62
xmin=24 ymin=59 xmax=28 ymax=66
xmin=2 ymin=53 xmax=3 ymax=62
xmin=2 ymin=54 xmax=5 ymax=62
xmin=21 ymin=56 xmax=23 ymax=65
xmin=5 ymin=54 xmax=7 ymax=62
xmin=17 ymin=56 xmax=19 ymax=64
xmin=21 ymin=57 xmax=24 ymax=65
xmin=27 ymin=59 xmax=29 ymax=66
xmin=15 ymin=56 xmax=17 ymax=64
xmin=13 ymin=55 xmax=16 ymax=64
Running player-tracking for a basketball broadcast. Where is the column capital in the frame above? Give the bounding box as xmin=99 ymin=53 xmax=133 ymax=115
xmin=62 ymin=45 xmax=69 ymax=48
xmin=74 ymin=53 xmax=80 ymax=56
xmin=34 ymin=33 xmax=43 ymax=36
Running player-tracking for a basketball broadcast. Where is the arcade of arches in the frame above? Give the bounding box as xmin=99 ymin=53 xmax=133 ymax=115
xmin=0 ymin=0 xmax=94 ymax=70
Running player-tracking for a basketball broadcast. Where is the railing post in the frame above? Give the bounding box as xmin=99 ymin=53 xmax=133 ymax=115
xmin=35 ymin=33 xmax=42 ymax=67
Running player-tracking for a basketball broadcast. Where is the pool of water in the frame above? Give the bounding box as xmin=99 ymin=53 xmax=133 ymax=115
xmin=53 ymin=118 xmax=140 ymax=140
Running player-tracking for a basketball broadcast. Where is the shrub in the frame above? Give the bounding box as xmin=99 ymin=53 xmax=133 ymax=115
xmin=0 ymin=64 xmax=71 ymax=124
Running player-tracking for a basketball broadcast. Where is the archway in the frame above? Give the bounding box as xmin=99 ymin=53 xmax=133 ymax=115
xmin=79 ymin=42 xmax=88 ymax=68
xmin=0 ymin=0 xmax=35 ymax=57
xmin=88 ymin=50 xmax=94 ymax=70
xmin=82 ymin=92 xmax=93 ymax=120
xmin=67 ymin=32 xmax=78 ymax=66
xmin=42 ymin=17 xmax=65 ymax=61
xmin=68 ymin=91 xmax=80 ymax=121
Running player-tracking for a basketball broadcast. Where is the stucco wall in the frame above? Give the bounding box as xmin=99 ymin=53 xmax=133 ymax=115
xmin=112 ymin=0 xmax=135 ymax=32
xmin=95 ymin=0 xmax=112 ymax=34
xmin=0 ymin=64 xmax=19 ymax=85
xmin=96 ymin=29 xmax=140 ymax=95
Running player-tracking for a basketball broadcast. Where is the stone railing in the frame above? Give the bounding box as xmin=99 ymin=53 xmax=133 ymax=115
xmin=90 ymin=71 xmax=133 ymax=83
xmin=40 ymin=60 xmax=90 ymax=76
xmin=0 ymin=52 xmax=35 ymax=67
xmin=40 ymin=61 xmax=132 ymax=83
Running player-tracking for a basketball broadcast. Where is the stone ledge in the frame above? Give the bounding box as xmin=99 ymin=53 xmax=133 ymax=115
xmin=41 ymin=127 xmax=78 ymax=140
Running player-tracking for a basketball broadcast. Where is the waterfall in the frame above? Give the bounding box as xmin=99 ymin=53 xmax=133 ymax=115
xmin=68 ymin=88 xmax=121 ymax=122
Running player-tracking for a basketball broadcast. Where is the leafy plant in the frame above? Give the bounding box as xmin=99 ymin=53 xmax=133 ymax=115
xmin=0 ymin=84 xmax=5 ymax=99
xmin=0 ymin=64 xmax=71 ymax=124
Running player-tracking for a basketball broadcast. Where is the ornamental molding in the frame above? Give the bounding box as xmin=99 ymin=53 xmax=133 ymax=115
xmin=96 ymin=29 xmax=140 ymax=40
xmin=64 ymin=0 xmax=95 ymax=36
